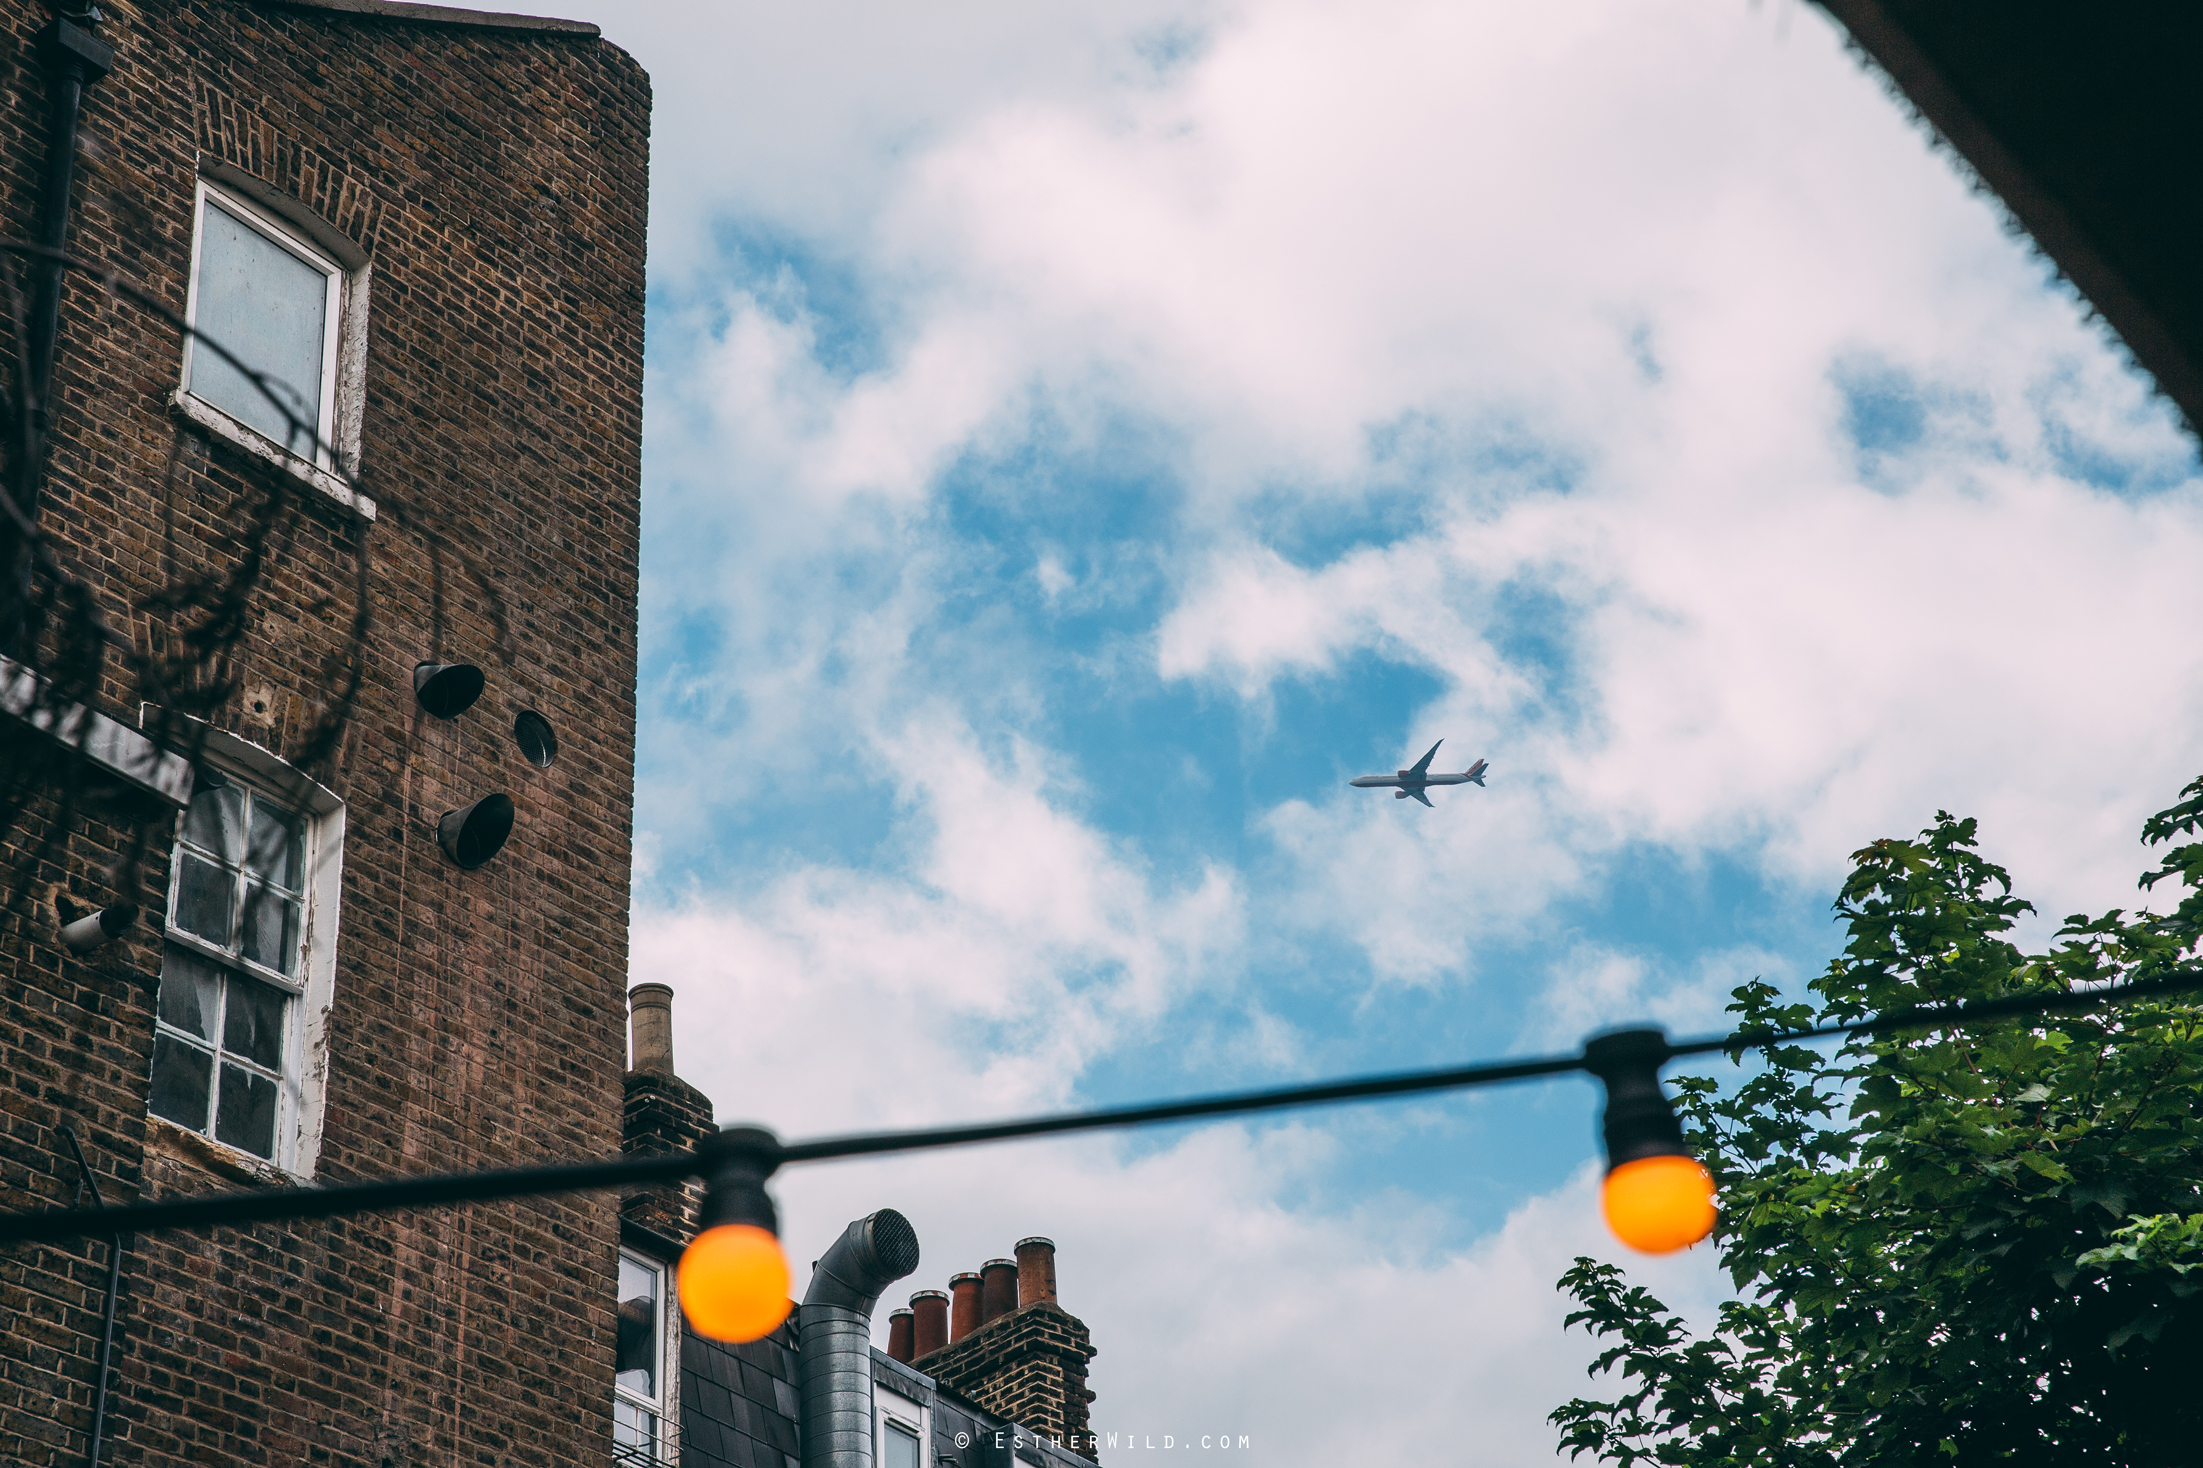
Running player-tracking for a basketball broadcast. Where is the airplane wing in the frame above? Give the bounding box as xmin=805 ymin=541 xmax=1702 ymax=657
xmin=1407 ymin=739 xmax=1442 ymax=778
xmin=1407 ymin=787 xmax=1434 ymax=808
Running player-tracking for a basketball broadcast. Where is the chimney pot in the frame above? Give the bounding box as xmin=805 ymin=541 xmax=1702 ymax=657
xmin=886 ymin=1308 xmax=915 ymax=1364
xmin=910 ymin=1289 xmax=950 ymax=1358
xmin=1014 ymin=1236 xmax=1057 ymax=1309
xmin=628 ymin=984 xmax=675 ymax=1074
xmin=948 ymin=1272 xmax=983 ymax=1342
xmin=979 ymin=1258 xmax=1017 ymax=1323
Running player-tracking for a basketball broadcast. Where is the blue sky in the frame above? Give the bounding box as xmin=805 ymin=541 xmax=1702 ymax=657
xmin=557 ymin=0 xmax=2202 ymax=1457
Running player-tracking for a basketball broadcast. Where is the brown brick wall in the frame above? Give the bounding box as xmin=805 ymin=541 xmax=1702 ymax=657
xmin=1 ymin=1 xmax=649 ymax=1465
xmin=621 ymin=1070 xmax=715 ymax=1243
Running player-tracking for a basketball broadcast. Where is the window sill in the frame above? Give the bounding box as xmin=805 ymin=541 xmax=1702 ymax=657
xmin=169 ymin=390 xmax=377 ymax=521
xmin=0 ymin=653 xmax=195 ymax=805
xmin=145 ymin=1113 xmax=305 ymax=1188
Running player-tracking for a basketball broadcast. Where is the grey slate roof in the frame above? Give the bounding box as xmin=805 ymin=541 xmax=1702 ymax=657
xmin=675 ymin=1321 xmax=1098 ymax=1468
xmin=679 ymin=1320 xmax=803 ymax=1468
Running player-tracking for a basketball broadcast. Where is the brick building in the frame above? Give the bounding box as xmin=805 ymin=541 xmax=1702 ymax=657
xmin=619 ymin=987 xmax=1102 ymax=1468
xmin=1 ymin=1 xmax=650 ymax=1465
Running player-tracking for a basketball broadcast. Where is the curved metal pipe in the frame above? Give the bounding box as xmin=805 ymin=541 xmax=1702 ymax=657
xmin=61 ymin=1127 xmax=125 ymax=1468
xmin=799 ymin=1209 xmax=920 ymax=1468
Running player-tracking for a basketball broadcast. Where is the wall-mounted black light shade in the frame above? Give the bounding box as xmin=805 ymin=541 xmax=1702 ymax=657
xmin=61 ymin=902 xmax=139 ymax=954
xmin=513 ymin=710 xmax=557 ymax=768
xmin=414 ymin=662 xmax=486 ymax=720
xmin=436 ymin=793 xmax=514 ymax=870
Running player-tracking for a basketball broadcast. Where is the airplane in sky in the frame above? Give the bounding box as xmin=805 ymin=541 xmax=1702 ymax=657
xmin=1349 ymin=739 xmax=1489 ymax=807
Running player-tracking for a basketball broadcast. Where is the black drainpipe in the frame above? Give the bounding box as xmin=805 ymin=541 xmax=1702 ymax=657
xmin=59 ymin=1127 xmax=126 ymax=1468
xmin=5 ymin=3 xmax=110 ymax=656
xmin=27 ymin=3 xmax=113 ymax=413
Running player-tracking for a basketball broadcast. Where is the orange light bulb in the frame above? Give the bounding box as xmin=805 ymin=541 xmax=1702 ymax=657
xmin=677 ymin=1223 xmax=793 ymax=1342
xmin=1601 ymin=1154 xmax=1717 ymax=1254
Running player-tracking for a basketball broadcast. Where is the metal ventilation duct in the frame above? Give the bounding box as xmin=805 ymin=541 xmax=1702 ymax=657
xmin=800 ymin=1209 xmax=921 ymax=1468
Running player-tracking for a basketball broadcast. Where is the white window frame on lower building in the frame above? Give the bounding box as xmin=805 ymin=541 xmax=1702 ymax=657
xmin=144 ymin=716 xmax=344 ymax=1179
xmin=615 ymin=1248 xmax=679 ymax=1467
xmin=879 ymin=1385 xmax=930 ymax=1468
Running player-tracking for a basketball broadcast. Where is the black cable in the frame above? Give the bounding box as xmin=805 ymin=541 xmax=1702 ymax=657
xmin=2 ymin=968 xmax=2197 ymax=1245
xmin=0 ymin=1150 xmax=697 ymax=1245
xmin=782 ymin=967 xmax=2203 ymax=1163
xmin=1665 ymin=966 xmax=2203 ymax=1060
xmin=777 ymin=1050 xmax=1589 ymax=1164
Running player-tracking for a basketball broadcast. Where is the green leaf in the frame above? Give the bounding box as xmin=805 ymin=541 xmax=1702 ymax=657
xmin=2010 ymin=1150 xmax=2070 ymax=1184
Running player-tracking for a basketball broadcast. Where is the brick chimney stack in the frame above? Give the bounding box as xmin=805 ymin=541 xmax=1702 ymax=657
xmin=913 ymin=1237 xmax=1098 ymax=1455
xmin=911 ymin=1290 xmax=950 ymax=1357
xmin=950 ymin=1272 xmax=984 ymax=1341
xmin=629 ymin=982 xmax=675 ymax=1072
xmin=1015 ymin=1236 xmax=1057 ymax=1305
xmin=619 ymin=985 xmax=717 ymax=1240
xmin=979 ymin=1258 xmax=1017 ymax=1324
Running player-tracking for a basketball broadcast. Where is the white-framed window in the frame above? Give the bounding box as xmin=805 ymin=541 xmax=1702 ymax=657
xmin=615 ymin=1250 xmax=676 ymax=1467
xmin=879 ymin=1387 xmax=929 ymax=1468
xmin=181 ymin=177 xmax=346 ymax=466
xmin=146 ymin=718 xmax=344 ymax=1176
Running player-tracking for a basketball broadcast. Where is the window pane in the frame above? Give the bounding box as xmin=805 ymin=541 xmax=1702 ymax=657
xmin=149 ymin=1033 xmax=213 ymax=1131
xmin=188 ymin=200 xmax=330 ymax=449
xmin=883 ymin=1421 xmax=921 ymax=1468
xmin=222 ymin=975 xmax=287 ymax=1070
xmin=240 ymin=884 xmax=301 ymax=977
xmin=183 ymin=783 xmax=244 ymax=861
xmin=616 ymin=1254 xmax=661 ymax=1397
xmin=612 ymin=1398 xmax=657 ymax=1459
xmin=215 ymin=1063 xmax=279 ymax=1158
xmin=173 ymin=853 xmax=237 ymax=946
xmin=157 ymin=945 xmax=225 ymax=1039
xmin=246 ymin=800 xmax=302 ymax=889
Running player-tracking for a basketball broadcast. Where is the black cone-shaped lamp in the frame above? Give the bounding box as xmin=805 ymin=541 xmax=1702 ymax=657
xmin=414 ymin=662 xmax=486 ymax=719
xmin=435 ymin=793 xmax=514 ymax=870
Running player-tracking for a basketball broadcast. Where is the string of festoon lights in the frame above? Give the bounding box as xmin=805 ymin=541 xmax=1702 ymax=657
xmin=5 ymin=970 xmax=2198 ymax=1344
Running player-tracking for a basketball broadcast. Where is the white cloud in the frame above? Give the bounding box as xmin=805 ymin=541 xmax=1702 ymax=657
xmin=636 ymin=714 xmax=1244 ymax=1127
xmin=1523 ymin=943 xmax=1789 ymax=1053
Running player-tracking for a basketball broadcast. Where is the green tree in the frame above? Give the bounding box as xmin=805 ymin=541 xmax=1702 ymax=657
xmin=1551 ymin=776 xmax=2203 ymax=1467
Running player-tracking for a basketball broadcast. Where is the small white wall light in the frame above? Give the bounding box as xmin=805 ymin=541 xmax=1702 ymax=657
xmin=62 ymin=902 xmax=140 ymax=954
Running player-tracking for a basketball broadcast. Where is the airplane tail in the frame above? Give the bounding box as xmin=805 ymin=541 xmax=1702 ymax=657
xmin=1464 ymin=758 xmax=1489 ymax=787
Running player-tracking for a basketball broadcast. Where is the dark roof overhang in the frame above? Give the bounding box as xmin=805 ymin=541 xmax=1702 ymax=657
xmin=1815 ymin=0 xmax=2203 ymax=440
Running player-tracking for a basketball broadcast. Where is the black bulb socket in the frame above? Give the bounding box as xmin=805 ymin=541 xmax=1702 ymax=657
xmin=696 ymin=1125 xmax=784 ymax=1235
xmin=1582 ymin=1027 xmax=1688 ymax=1170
